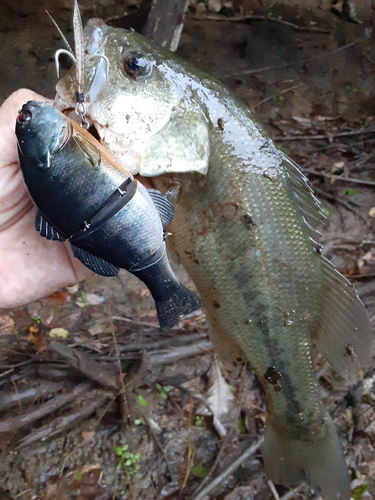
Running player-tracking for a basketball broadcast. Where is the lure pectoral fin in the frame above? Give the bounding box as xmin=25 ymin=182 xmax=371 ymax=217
xmin=35 ymin=210 xmax=66 ymax=242
xmin=70 ymin=244 xmax=119 ymax=277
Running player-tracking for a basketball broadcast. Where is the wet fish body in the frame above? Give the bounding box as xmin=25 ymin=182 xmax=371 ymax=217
xmin=54 ymin=19 xmax=374 ymax=499
xmin=16 ymin=101 xmax=201 ymax=330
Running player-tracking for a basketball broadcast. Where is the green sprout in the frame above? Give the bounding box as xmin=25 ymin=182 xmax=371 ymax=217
xmin=191 ymin=466 xmax=208 ymax=478
xmin=33 ymin=315 xmax=41 ymax=324
xmin=156 ymin=383 xmax=170 ymax=400
xmin=322 ymin=207 xmax=329 ymax=218
xmin=195 ymin=415 xmax=203 ymax=426
xmin=116 ymin=442 xmax=141 ymax=475
xmin=346 ymin=189 xmax=355 ymax=196
xmin=80 ymin=290 xmax=88 ymax=306
xmin=136 ymin=394 xmax=147 ymax=407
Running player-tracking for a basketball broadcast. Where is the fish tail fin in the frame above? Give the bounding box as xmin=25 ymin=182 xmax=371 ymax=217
xmin=156 ymin=283 xmax=202 ymax=330
xmin=263 ymin=417 xmax=350 ymax=500
xmin=315 ymin=256 xmax=374 ymax=380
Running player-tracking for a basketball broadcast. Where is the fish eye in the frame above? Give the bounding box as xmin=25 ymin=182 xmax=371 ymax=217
xmin=17 ymin=110 xmax=32 ymax=124
xmin=124 ymin=52 xmax=151 ymax=79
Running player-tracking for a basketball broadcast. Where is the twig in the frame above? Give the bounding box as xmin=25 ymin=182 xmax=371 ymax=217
xmin=117 ymin=332 xmax=208 ymax=353
xmin=276 ymin=126 xmax=375 ymax=142
xmin=253 ymin=84 xmax=300 ymax=109
xmin=112 ymin=316 xmax=159 ymax=328
xmin=193 ymin=13 xmax=331 ymax=34
xmin=0 ymin=383 xmax=64 ymax=411
xmin=190 ymin=437 xmax=264 ymax=500
xmin=0 ymin=382 xmax=92 ymax=434
xmin=225 ymin=40 xmax=364 ymax=77
xmin=268 ymin=480 xmax=281 ymax=500
xmin=49 ymin=341 xmax=118 ymax=390
xmin=17 ymin=393 xmax=109 ymax=448
xmin=150 ymin=340 xmax=212 ymax=365
xmin=280 ymin=484 xmax=307 ymax=500
xmin=307 ymin=168 xmax=375 ymax=187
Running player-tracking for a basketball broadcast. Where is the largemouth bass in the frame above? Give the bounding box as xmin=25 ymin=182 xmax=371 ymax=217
xmin=15 ymin=100 xmax=201 ymax=330
xmin=54 ymin=18 xmax=374 ymax=499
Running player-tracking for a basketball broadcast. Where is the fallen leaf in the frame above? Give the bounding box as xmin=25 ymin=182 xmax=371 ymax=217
xmin=49 ymin=327 xmax=69 ymax=339
xmin=82 ymin=431 xmax=95 ymax=442
xmin=86 ymin=293 xmax=105 ymax=306
xmin=369 ymin=207 xmax=375 ymax=218
xmin=196 ymin=358 xmax=235 ymax=436
xmin=47 ymin=291 xmax=71 ymax=305
xmin=0 ymin=315 xmax=15 ymax=335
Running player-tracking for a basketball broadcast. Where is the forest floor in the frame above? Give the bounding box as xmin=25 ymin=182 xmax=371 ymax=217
xmin=0 ymin=1 xmax=374 ymax=499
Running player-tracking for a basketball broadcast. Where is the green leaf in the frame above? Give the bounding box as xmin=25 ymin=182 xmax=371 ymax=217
xmin=116 ymin=447 xmax=123 ymax=456
xmin=346 ymin=189 xmax=355 ymax=196
xmin=322 ymin=207 xmax=329 ymax=217
xmin=163 ymin=386 xmax=170 ymax=392
xmin=80 ymin=290 xmax=88 ymax=306
xmin=156 ymin=384 xmax=162 ymax=391
xmin=191 ymin=466 xmax=208 ymax=478
xmin=352 ymin=88 xmax=359 ymax=92
xmin=134 ymin=419 xmax=142 ymax=425
xmin=137 ymin=394 xmax=147 ymax=407
xmin=238 ymin=419 xmax=246 ymax=434
xmin=277 ymin=95 xmax=284 ymax=101
xmin=125 ymin=459 xmax=133 ymax=466
xmin=160 ymin=392 xmax=168 ymax=400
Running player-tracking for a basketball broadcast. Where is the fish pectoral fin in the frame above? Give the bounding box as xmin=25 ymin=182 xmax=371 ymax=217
xmin=140 ymin=108 xmax=209 ymax=177
xmin=71 ymin=244 xmax=119 ymax=277
xmin=314 ymin=256 xmax=374 ymax=380
xmin=35 ymin=210 xmax=66 ymax=242
xmin=147 ymin=188 xmax=175 ymax=228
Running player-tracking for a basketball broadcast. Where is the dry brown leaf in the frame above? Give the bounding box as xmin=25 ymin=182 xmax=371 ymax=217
xmin=47 ymin=291 xmax=71 ymax=305
xmin=0 ymin=315 xmax=15 ymax=335
xmin=196 ymin=357 xmax=235 ymax=436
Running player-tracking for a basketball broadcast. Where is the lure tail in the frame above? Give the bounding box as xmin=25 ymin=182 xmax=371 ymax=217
xmin=155 ymin=283 xmax=202 ymax=330
xmin=263 ymin=416 xmax=350 ymax=500
xmin=132 ymin=246 xmax=201 ymax=330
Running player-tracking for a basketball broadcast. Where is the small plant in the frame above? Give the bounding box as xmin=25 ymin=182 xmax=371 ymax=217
xmin=116 ymin=442 xmax=141 ymax=476
xmin=195 ymin=415 xmax=203 ymax=426
xmin=156 ymin=383 xmax=170 ymax=400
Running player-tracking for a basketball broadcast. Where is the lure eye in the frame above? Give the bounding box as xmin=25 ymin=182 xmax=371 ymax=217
xmin=124 ymin=52 xmax=151 ymax=78
xmin=18 ymin=110 xmax=32 ymax=124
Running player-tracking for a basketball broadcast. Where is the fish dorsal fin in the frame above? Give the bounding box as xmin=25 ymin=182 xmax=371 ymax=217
xmin=73 ymin=132 xmax=101 ymax=169
xmin=35 ymin=210 xmax=66 ymax=241
xmin=147 ymin=188 xmax=175 ymax=228
xmin=314 ymin=256 xmax=374 ymax=380
xmin=280 ymin=152 xmax=325 ymax=249
xmin=280 ymin=151 xmax=374 ymax=379
xmin=71 ymin=244 xmax=119 ymax=277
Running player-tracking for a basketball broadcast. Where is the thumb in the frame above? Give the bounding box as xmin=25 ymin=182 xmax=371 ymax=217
xmin=0 ymin=89 xmax=46 ymax=167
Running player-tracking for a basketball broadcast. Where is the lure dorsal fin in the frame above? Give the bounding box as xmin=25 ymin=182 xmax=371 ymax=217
xmin=73 ymin=132 xmax=101 ymax=169
xmin=35 ymin=210 xmax=66 ymax=242
xmin=315 ymin=256 xmax=374 ymax=380
xmin=147 ymin=188 xmax=175 ymax=228
xmin=71 ymin=244 xmax=119 ymax=277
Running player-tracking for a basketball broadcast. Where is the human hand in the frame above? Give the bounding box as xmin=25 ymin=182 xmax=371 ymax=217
xmin=0 ymin=89 xmax=90 ymax=309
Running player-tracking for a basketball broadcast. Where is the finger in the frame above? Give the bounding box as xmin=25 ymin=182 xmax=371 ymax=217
xmin=0 ymin=89 xmax=46 ymax=167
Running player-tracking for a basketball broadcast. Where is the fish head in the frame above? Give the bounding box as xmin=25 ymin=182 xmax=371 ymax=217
xmin=55 ymin=19 xmax=210 ymax=177
xmin=16 ymin=101 xmax=68 ymax=171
